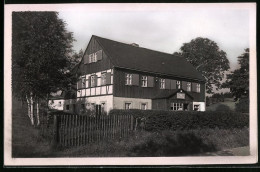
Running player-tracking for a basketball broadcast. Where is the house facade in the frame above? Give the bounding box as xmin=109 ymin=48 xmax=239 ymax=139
xmin=64 ymin=35 xmax=206 ymax=113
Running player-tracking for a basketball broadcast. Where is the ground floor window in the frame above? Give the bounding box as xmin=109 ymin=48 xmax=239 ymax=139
xmin=141 ymin=103 xmax=147 ymax=110
xmin=81 ymin=104 xmax=85 ymax=111
xmin=194 ymin=104 xmax=200 ymax=111
xmin=125 ymin=102 xmax=132 ymax=110
xmin=171 ymin=103 xmax=183 ymax=111
xmin=101 ymin=102 xmax=106 ymax=113
xmin=66 ymin=104 xmax=69 ymax=110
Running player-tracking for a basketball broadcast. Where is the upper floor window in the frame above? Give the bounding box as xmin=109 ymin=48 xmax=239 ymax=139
xmin=101 ymin=73 xmax=106 ymax=85
xmin=82 ymin=77 xmax=86 ymax=88
xmin=177 ymin=81 xmax=181 ymax=89
xmin=196 ymin=83 xmax=200 ymax=93
xmin=91 ymin=75 xmax=95 ymax=87
xmin=187 ymin=82 xmax=191 ymax=92
xmin=160 ymin=79 xmax=165 ymax=89
xmin=125 ymin=74 xmax=132 ymax=85
xmin=141 ymin=76 xmax=148 ymax=87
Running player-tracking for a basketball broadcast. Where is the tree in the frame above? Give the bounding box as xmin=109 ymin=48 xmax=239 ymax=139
xmin=222 ymin=48 xmax=249 ymax=101
xmin=12 ymin=12 xmax=75 ymax=125
xmin=69 ymin=49 xmax=84 ymax=69
xmin=174 ymin=37 xmax=230 ymax=94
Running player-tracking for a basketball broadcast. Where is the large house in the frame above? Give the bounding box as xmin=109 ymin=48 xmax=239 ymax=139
xmin=61 ymin=35 xmax=206 ymax=114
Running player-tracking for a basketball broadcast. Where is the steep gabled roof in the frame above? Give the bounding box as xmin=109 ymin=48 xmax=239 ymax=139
xmin=93 ymin=35 xmax=205 ymax=81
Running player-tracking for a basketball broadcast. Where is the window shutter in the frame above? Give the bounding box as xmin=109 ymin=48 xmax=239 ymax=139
xmin=192 ymin=82 xmax=197 ymax=92
xmin=170 ymin=80 xmax=176 ymax=89
xmin=84 ymin=54 xmax=89 ymax=64
xmin=132 ymin=74 xmax=139 ymax=86
xmin=96 ymin=50 xmax=103 ymax=61
xmin=94 ymin=75 xmax=98 ymax=87
xmin=182 ymin=81 xmax=187 ymax=91
xmin=165 ymin=79 xmax=171 ymax=89
xmin=106 ymin=72 xmax=111 ymax=85
xmin=147 ymin=76 xmax=154 ymax=87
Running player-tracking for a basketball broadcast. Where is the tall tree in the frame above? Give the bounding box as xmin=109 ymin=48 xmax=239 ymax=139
xmin=69 ymin=49 xmax=84 ymax=69
xmin=222 ymin=48 xmax=249 ymax=101
xmin=12 ymin=12 xmax=74 ymax=125
xmin=174 ymin=37 xmax=230 ymax=94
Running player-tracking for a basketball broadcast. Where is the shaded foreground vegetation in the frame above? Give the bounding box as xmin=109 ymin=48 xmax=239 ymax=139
xmin=12 ymin=103 xmax=249 ymax=157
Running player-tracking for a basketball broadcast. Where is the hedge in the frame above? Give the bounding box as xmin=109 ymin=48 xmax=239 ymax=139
xmin=109 ymin=109 xmax=249 ymax=131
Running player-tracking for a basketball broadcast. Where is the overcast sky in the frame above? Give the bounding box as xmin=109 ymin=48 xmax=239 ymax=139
xmin=58 ymin=4 xmax=251 ymax=71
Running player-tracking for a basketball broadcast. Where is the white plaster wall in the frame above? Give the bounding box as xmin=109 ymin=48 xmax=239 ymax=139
xmin=113 ymin=97 xmax=152 ymax=110
xmin=193 ymin=102 xmax=206 ymax=111
xmin=48 ymin=99 xmax=64 ymax=111
xmin=83 ymin=95 xmax=114 ymax=112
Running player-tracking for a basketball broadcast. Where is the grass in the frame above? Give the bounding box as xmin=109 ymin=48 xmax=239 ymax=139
xmin=12 ymin=99 xmax=249 ymax=157
xmin=206 ymin=98 xmax=237 ymax=111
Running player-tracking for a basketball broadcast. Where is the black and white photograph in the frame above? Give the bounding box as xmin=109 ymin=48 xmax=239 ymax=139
xmin=4 ymin=3 xmax=257 ymax=166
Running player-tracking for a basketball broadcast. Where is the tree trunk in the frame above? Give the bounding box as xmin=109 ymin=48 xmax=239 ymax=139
xmin=30 ymin=94 xmax=35 ymax=126
xmin=36 ymin=98 xmax=40 ymax=126
xmin=26 ymin=96 xmax=31 ymax=118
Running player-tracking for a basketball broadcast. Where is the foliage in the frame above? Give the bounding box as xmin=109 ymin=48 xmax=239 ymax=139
xmin=174 ymin=37 xmax=230 ymax=94
xmin=235 ymin=98 xmax=249 ymax=113
xmin=222 ymin=48 xmax=249 ymax=101
xmin=109 ymin=109 xmax=248 ymax=131
xmin=69 ymin=49 xmax=84 ymax=69
xmin=12 ymin=12 xmax=75 ymax=101
xmin=215 ymin=104 xmax=231 ymax=112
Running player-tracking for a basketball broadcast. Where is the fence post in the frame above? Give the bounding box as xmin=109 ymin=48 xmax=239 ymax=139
xmin=53 ymin=115 xmax=59 ymax=146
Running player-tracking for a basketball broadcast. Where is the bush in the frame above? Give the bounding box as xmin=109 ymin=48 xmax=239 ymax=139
xmin=235 ymin=98 xmax=249 ymax=113
xmin=215 ymin=104 xmax=231 ymax=112
xmin=109 ymin=109 xmax=249 ymax=131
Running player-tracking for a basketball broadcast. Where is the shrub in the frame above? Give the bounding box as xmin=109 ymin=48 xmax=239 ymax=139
xmin=215 ymin=104 xmax=231 ymax=112
xmin=109 ymin=109 xmax=249 ymax=131
xmin=235 ymin=98 xmax=249 ymax=113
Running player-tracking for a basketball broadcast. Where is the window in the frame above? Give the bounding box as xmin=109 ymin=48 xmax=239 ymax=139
xmin=141 ymin=76 xmax=148 ymax=87
xmin=101 ymin=102 xmax=106 ymax=114
xmin=81 ymin=104 xmax=85 ymax=112
xmin=58 ymin=101 xmax=62 ymax=107
xmin=91 ymin=75 xmax=95 ymax=87
xmin=66 ymin=105 xmax=69 ymax=110
xmin=171 ymin=103 xmax=183 ymax=111
xmin=82 ymin=77 xmax=86 ymax=88
xmin=101 ymin=73 xmax=106 ymax=85
xmin=177 ymin=81 xmax=181 ymax=89
xmin=187 ymin=82 xmax=191 ymax=92
xmin=160 ymin=79 xmax=165 ymax=89
xmin=194 ymin=105 xmax=200 ymax=111
xmin=125 ymin=74 xmax=133 ymax=85
xmin=125 ymin=102 xmax=132 ymax=110
xmin=196 ymin=83 xmax=200 ymax=93
xmin=141 ymin=103 xmax=147 ymax=110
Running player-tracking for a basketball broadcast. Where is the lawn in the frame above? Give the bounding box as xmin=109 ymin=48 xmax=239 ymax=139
xmin=12 ymin=99 xmax=249 ymax=157
xmin=206 ymin=98 xmax=237 ymax=111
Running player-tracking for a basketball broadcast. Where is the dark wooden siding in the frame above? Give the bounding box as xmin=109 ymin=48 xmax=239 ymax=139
xmin=152 ymin=99 xmax=167 ymax=110
xmin=113 ymin=68 xmax=205 ymax=102
xmin=78 ymin=37 xmax=113 ymax=75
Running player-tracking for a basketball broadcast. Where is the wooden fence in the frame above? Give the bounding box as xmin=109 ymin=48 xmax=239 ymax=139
xmin=53 ymin=114 xmax=134 ymax=147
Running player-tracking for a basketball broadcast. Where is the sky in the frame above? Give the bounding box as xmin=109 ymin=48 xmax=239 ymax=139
xmin=58 ymin=4 xmax=251 ymax=71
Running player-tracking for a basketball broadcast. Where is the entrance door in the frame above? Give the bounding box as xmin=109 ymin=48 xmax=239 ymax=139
xmin=184 ymin=104 xmax=189 ymax=111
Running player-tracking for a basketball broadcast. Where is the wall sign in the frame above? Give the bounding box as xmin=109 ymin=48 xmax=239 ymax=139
xmin=177 ymin=93 xmax=185 ymax=99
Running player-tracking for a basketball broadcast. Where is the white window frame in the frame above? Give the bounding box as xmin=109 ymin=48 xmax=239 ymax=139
xmin=171 ymin=103 xmax=183 ymax=111
xmin=140 ymin=103 xmax=147 ymax=110
xmin=187 ymin=82 xmax=191 ymax=92
xmin=196 ymin=83 xmax=200 ymax=93
xmin=160 ymin=79 xmax=165 ymax=89
xmin=177 ymin=81 xmax=181 ymax=89
xmin=141 ymin=76 xmax=148 ymax=87
xmin=125 ymin=102 xmax=132 ymax=110
xmin=126 ymin=74 xmax=133 ymax=85
xmin=101 ymin=73 xmax=106 ymax=85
